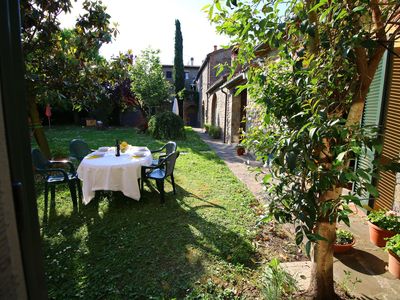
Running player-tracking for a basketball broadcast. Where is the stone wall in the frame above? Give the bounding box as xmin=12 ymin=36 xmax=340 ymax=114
xmin=394 ymin=172 xmax=400 ymax=211
xmin=208 ymin=49 xmax=232 ymax=86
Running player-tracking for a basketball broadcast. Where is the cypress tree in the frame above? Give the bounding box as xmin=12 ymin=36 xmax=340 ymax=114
xmin=173 ymin=19 xmax=185 ymax=118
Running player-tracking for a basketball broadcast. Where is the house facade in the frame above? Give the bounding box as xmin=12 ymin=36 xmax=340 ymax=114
xmin=196 ymin=46 xmax=248 ymax=143
xmin=162 ymin=61 xmax=200 ymax=126
xmin=195 ymin=45 xmax=271 ymax=144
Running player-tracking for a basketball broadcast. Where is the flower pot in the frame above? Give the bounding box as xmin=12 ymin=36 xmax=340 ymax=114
xmin=334 ymin=239 xmax=355 ymax=254
xmin=236 ymin=147 xmax=245 ymax=156
xmin=368 ymin=222 xmax=396 ymax=247
xmin=388 ymin=250 xmax=400 ymax=279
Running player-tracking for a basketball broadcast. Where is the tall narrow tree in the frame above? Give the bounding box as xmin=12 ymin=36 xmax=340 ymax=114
xmin=173 ymin=19 xmax=185 ymax=118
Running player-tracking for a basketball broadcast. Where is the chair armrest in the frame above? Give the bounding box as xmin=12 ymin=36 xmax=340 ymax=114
xmin=150 ymin=148 xmax=163 ymax=154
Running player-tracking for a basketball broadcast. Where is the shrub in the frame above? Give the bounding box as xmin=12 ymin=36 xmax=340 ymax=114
xmin=208 ymin=125 xmax=221 ymax=139
xmin=204 ymin=123 xmax=211 ymax=133
xmin=148 ymin=111 xmax=185 ymax=140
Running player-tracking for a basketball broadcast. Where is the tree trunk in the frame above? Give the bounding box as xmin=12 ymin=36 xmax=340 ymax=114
xmin=307 ymin=219 xmax=336 ymax=300
xmin=28 ymin=96 xmax=51 ymax=158
xmin=307 ymin=179 xmax=341 ymax=298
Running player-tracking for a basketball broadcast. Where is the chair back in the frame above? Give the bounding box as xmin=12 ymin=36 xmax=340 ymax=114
xmin=31 ymin=148 xmax=49 ymax=170
xmin=165 ymin=141 xmax=177 ymax=156
xmin=70 ymin=139 xmax=91 ymax=161
xmin=163 ymin=151 xmax=179 ymax=177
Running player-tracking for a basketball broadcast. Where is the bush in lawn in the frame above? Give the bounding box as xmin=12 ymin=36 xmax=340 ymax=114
xmin=204 ymin=123 xmax=211 ymax=133
xmin=148 ymin=111 xmax=185 ymax=140
xmin=208 ymin=125 xmax=221 ymax=139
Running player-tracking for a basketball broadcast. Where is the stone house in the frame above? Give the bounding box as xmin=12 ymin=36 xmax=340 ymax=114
xmin=162 ymin=61 xmax=200 ymax=126
xmin=195 ymin=45 xmax=270 ymax=144
xmin=195 ymin=46 xmax=240 ymax=142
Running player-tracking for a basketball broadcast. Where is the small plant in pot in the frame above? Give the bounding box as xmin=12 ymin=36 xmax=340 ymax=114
xmin=384 ymin=234 xmax=400 ymax=279
xmin=366 ymin=210 xmax=400 ymax=247
xmin=236 ymin=144 xmax=245 ymax=156
xmin=334 ymin=229 xmax=355 ymax=254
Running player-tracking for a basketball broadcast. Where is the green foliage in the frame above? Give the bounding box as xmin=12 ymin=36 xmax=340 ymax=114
xmin=22 ymin=0 xmax=118 ymax=110
xmin=335 ymin=229 xmax=353 ymax=245
xmin=204 ymin=123 xmax=211 ymax=133
xmin=130 ymin=48 xmax=171 ymax=117
xmin=385 ymin=234 xmax=400 ymax=257
xmin=207 ymin=0 xmax=399 ymax=251
xmin=148 ymin=111 xmax=186 ymax=140
xmin=208 ymin=125 xmax=222 ymax=139
xmin=367 ymin=210 xmax=400 ymax=232
xmin=174 ymin=19 xmax=185 ymax=100
xmin=261 ymin=258 xmax=297 ymax=300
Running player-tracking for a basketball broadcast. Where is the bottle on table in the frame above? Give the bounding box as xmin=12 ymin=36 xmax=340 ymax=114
xmin=115 ymin=139 xmax=120 ymax=157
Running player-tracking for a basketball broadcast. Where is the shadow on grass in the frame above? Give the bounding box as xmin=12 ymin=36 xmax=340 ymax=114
xmin=41 ymin=184 xmax=254 ymax=299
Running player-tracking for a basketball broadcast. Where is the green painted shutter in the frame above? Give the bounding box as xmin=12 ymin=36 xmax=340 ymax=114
xmin=355 ymin=51 xmax=388 ymax=206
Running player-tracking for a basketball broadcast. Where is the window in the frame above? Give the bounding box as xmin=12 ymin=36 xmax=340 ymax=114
xmin=185 ymin=72 xmax=189 ymax=80
xmin=166 ymin=71 xmax=172 ymax=79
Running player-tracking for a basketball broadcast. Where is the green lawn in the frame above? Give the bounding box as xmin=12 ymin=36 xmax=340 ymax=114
xmin=34 ymin=126 xmax=264 ymax=299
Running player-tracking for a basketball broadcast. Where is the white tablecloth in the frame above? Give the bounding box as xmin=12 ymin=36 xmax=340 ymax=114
xmin=77 ymin=147 xmax=152 ymax=204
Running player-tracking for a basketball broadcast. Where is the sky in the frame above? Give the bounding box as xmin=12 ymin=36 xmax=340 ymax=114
xmin=59 ymin=0 xmax=230 ymax=66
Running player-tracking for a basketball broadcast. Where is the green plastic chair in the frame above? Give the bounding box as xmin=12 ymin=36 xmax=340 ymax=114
xmin=150 ymin=141 xmax=177 ymax=166
xmin=69 ymin=139 xmax=91 ymax=162
xmin=141 ymin=151 xmax=180 ymax=203
xmin=31 ymin=149 xmax=80 ymax=209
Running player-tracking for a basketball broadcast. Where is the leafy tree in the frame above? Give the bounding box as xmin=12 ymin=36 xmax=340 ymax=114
xmin=207 ymin=0 xmax=400 ymax=298
xmin=130 ymin=48 xmax=171 ymax=118
xmin=21 ymin=0 xmax=117 ymax=157
xmin=108 ymin=51 xmax=136 ymax=111
xmin=173 ymin=19 xmax=185 ymax=118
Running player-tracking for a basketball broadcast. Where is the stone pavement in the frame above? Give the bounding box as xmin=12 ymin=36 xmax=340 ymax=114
xmin=194 ymin=128 xmax=400 ymax=300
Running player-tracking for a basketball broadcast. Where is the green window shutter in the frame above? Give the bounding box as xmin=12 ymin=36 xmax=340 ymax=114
xmin=355 ymin=50 xmax=388 ymax=205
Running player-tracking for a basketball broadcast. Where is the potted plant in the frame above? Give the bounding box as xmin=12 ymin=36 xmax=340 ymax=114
xmin=385 ymin=234 xmax=400 ymax=279
xmin=366 ymin=210 xmax=400 ymax=247
xmin=334 ymin=229 xmax=355 ymax=253
xmin=236 ymin=144 xmax=245 ymax=156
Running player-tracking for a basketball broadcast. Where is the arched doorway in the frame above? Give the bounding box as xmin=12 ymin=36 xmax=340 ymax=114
xmin=185 ymin=104 xmax=198 ymax=127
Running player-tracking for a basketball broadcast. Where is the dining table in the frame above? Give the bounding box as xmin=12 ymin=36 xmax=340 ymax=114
xmin=77 ymin=146 xmax=152 ymax=204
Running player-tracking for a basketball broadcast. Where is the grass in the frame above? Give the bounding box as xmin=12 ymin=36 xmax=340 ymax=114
xmin=34 ymin=126 xmax=263 ymax=299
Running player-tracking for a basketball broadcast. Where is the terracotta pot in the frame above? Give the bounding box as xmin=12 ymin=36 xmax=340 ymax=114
xmin=388 ymin=250 xmax=400 ymax=279
xmin=334 ymin=239 xmax=355 ymax=254
xmin=368 ymin=222 xmax=396 ymax=247
xmin=236 ymin=147 xmax=245 ymax=156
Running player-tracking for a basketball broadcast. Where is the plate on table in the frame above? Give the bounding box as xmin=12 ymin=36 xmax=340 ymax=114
xmin=133 ymin=146 xmax=148 ymax=151
xmin=89 ymin=151 xmax=105 ymax=157
xmin=97 ymin=147 xmax=109 ymax=152
xmin=131 ymin=151 xmax=147 ymax=157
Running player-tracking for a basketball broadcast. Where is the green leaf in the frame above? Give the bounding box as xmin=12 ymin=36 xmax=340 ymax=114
xmin=305 ymin=241 xmax=312 ymax=257
xmin=335 ymin=9 xmax=348 ymax=21
xmin=353 ymin=6 xmax=365 ymax=13
xmin=295 ymin=231 xmax=304 ymax=245
xmin=309 ymin=0 xmax=328 ymax=12
xmin=215 ymin=0 xmax=222 ymax=11
xmin=309 ymin=127 xmax=318 ymax=139
xmin=263 ymin=174 xmax=272 ymax=184
xmin=365 ymin=183 xmax=379 ymax=197
xmin=336 ymin=151 xmax=347 ymax=162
